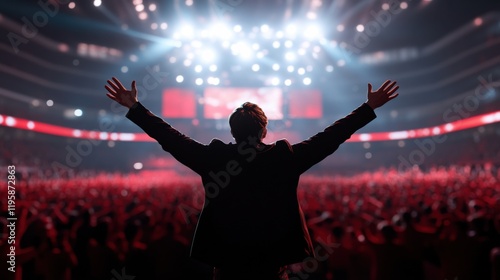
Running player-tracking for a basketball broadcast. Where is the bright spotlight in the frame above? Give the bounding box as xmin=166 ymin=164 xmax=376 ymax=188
xmin=74 ymin=109 xmax=83 ymax=117
xmin=230 ymin=43 xmax=238 ymax=54
xmin=306 ymin=11 xmax=317 ymax=20
xmin=287 ymin=65 xmax=294 ymax=73
xmin=356 ymin=24 xmax=364 ymax=32
xmin=209 ymin=64 xmax=218 ymax=72
xmin=285 ymin=52 xmax=296 ymax=61
xmin=284 ymin=79 xmax=292 ymax=86
xmin=297 ymin=67 xmax=305 ymax=75
xmin=304 ymin=25 xmax=322 ymax=39
xmin=195 ymin=78 xmax=203 ymax=85
xmin=213 ymin=77 xmax=220 ymax=85
xmin=252 ymin=64 xmax=260 ymax=71
xmin=260 ymin=24 xmax=270 ymax=33
xmin=201 ymin=49 xmax=216 ymax=63
xmin=133 ymin=162 xmax=143 ymax=170
xmin=211 ymin=23 xmax=232 ymax=40
xmin=272 ymin=63 xmax=280 ymax=71
xmin=176 ymin=75 xmax=184 ymax=83
xmin=284 ymin=40 xmax=293 ymax=48
xmin=5 ymin=117 xmax=15 ymax=127
xmin=180 ymin=24 xmax=194 ymax=38
xmin=303 ymin=77 xmax=311 ymax=85
xmin=240 ymin=47 xmax=252 ymax=59
xmin=272 ymin=41 xmax=281 ymax=48
xmin=207 ymin=77 xmax=220 ymax=85
xmin=271 ymin=77 xmax=280 ymax=86
xmin=93 ymin=0 xmax=102 ymax=7
xmin=138 ymin=12 xmax=148 ymax=20
xmin=194 ymin=65 xmax=203 ymax=73
xmin=233 ymin=24 xmax=242 ymax=32
xmin=191 ymin=40 xmax=202 ymax=48
xmin=231 ymin=42 xmax=253 ymax=59
xmin=285 ymin=24 xmax=297 ymax=37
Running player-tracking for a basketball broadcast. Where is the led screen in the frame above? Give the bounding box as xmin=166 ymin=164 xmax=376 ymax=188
xmin=204 ymin=87 xmax=283 ymax=119
xmin=162 ymin=88 xmax=197 ymax=118
xmin=288 ymin=89 xmax=322 ymax=118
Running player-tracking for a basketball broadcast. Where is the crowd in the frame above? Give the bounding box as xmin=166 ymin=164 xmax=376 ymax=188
xmin=1 ymin=164 xmax=499 ymax=280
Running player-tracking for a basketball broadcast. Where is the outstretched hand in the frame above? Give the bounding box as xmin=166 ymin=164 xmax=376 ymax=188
xmin=105 ymin=77 xmax=138 ymax=109
xmin=366 ymin=80 xmax=399 ymax=110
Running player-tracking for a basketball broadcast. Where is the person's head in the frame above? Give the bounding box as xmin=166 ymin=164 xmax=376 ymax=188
xmin=124 ymin=220 xmax=141 ymax=243
xmin=229 ymin=102 xmax=268 ymax=143
xmin=93 ymin=218 xmax=110 ymax=245
xmin=378 ymin=221 xmax=397 ymax=243
xmin=332 ymin=225 xmax=345 ymax=240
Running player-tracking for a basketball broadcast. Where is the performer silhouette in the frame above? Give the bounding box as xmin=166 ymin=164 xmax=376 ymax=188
xmin=105 ymin=77 xmax=399 ymax=280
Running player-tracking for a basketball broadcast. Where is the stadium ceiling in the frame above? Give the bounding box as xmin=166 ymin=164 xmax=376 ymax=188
xmin=0 ymin=0 xmax=499 ymax=124
xmin=1 ymin=0 xmax=496 ymax=54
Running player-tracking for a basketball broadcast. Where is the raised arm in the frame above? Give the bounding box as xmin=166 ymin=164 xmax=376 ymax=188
xmin=105 ymin=77 xmax=209 ymax=174
xmin=292 ymin=80 xmax=399 ymax=174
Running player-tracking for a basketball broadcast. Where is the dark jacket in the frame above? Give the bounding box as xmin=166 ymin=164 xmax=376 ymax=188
xmin=126 ymin=102 xmax=376 ymax=267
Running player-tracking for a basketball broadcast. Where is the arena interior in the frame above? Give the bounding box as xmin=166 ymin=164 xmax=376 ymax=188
xmin=1 ymin=0 xmax=500 ymax=279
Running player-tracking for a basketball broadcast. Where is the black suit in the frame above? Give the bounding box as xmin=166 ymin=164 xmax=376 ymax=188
xmin=126 ymin=102 xmax=376 ymax=268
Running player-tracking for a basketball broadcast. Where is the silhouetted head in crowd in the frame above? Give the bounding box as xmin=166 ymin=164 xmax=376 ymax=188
xmin=229 ymin=102 xmax=268 ymax=143
xmin=380 ymin=224 xmax=397 ymax=243
xmin=455 ymin=220 xmax=469 ymax=237
xmin=124 ymin=221 xmax=141 ymax=243
xmin=402 ymin=210 xmax=422 ymax=226
xmin=94 ymin=219 xmax=110 ymax=245
xmin=21 ymin=218 xmax=46 ymax=249
xmin=471 ymin=217 xmax=489 ymax=236
xmin=81 ymin=209 xmax=91 ymax=225
xmin=332 ymin=225 xmax=345 ymax=240
xmin=45 ymin=222 xmax=63 ymax=249
xmin=166 ymin=222 xmax=175 ymax=237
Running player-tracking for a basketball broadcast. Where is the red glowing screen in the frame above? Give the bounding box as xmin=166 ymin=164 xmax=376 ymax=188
xmin=203 ymin=87 xmax=284 ymax=119
xmin=288 ymin=89 xmax=322 ymax=118
xmin=162 ymin=88 xmax=196 ymax=118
